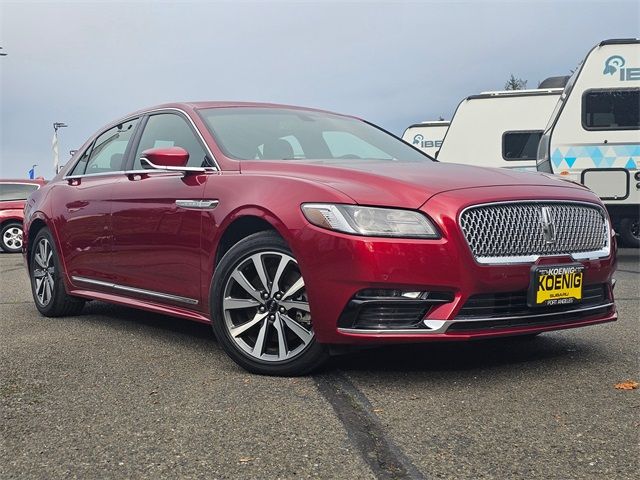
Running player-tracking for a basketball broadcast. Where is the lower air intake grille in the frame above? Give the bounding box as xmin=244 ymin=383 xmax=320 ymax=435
xmin=456 ymin=283 xmax=609 ymax=320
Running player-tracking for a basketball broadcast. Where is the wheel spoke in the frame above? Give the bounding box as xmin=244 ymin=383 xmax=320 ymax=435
xmin=33 ymin=269 xmax=46 ymax=279
xmin=273 ymin=314 xmax=289 ymax=360
xmin=282 ymin=276 xmax=304 ymax=300
xmin=280 ymin=300 xmax=310 ymax=312
xmin=229 ymin=311 xmax=267 ymax=338
xmin=35 ymin=277 xmax=45 ymax=297
xmin=281 ymin=313 xmax=313 ymax=345
xmin=269 ymin=256 xmax=291 ymax=296
xmin=38 ymin=240 xmax=46 ymax=265
xmin=252 ymin=318 xmax=269 ymax=357
xmin=231 ymin=270 xmax=263 ymax=302
xmin=250 ymin=254 xmax=269 ymax=292
xmin=223 ymin=297 xmax=261 ymax=310
xmin=43 ymin=277 xmax=52 ymax=304
xmin=34 ymin=253 xmax=45 ymax=268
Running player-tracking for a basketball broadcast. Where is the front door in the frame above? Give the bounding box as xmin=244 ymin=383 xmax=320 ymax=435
xmin=110 ymin=112 xmax=213 ymax=309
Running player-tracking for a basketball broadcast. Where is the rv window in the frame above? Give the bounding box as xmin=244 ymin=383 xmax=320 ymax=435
xmin=582 ymin=89 xmax=640 ymax=130
xmin=502 ymin=131 xmax=543 ymax=161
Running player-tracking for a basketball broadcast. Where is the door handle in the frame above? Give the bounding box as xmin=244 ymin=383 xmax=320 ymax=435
xmin=66 ymin=200 xmax=89 ymax=212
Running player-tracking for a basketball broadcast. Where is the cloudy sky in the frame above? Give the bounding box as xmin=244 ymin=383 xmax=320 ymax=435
xmin=1 ymin=0 xmax=638 ymax=178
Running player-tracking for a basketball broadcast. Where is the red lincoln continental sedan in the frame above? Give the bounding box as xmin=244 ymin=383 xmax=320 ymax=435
xmin=23 ymin=102 xmax=617 ymax=375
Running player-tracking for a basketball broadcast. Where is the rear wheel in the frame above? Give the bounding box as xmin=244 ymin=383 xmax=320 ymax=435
xmin=29 ymin=228 xmax=85 ymax=317
xmin=211 ymin=231 xmax=328 ymax=376
xmin=619 ymin=217 xmax=639 ymax=248
xmin=1 ymin=222 xmax=23 ymax=253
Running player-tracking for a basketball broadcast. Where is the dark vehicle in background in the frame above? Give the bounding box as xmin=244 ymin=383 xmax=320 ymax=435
xmin=0 ymin=179 xmax=45 ymax=253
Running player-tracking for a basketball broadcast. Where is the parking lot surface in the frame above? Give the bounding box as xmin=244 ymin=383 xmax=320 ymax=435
xmin=1 ymin=250 xmax=638 ymax=479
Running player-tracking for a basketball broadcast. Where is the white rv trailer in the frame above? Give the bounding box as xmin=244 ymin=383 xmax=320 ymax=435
xmin=537 ymin=38 xmax=639 ymax=246
xmin=436 ymin=88 xmax=563 ymax=170
xmin=402 ymin=121 xmax=450 ymax=157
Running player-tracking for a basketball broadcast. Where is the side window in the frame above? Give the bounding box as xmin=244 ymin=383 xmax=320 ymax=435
xmin=322 ymin=131 xmax=392 ymax=160
xmin=582 ymin=88 xmax=640 ymax=130
xmin=69 ymin=144 xmax=93 ymax=176
xmin=84 ymin=119 xmax=139 ymax=175
xmin=502 ymin=130 xmax=543 ymax=161
xmin=133 ymin=114 xmax=209 ymax=169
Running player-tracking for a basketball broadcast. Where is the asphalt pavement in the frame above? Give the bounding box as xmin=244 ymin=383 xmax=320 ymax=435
xmin=1 ymin=250 xmax=638 ymax=479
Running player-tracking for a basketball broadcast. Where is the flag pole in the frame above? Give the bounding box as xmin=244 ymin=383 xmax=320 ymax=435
xmin=52 ymin=122 xmax=67 ymax=174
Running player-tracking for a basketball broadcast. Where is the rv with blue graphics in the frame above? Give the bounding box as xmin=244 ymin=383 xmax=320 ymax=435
xmin=537 ymin=38 xmax=639 ymax=247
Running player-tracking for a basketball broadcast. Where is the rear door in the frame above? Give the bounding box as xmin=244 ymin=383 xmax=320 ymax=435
xmin=54 ymin=119 xmax=139 ymax=283
xmin=110 ymin=112 xmax=213 ymax=309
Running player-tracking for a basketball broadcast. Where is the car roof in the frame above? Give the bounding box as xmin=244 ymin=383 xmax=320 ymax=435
xmin=0 ymin=178 xmax=46 ymax=185
xmin=125 ymin=101 xmax=352 ymax=119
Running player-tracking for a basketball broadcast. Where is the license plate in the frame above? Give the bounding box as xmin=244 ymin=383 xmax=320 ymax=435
xmin=528 ymin=264 xmax=584 ymax=307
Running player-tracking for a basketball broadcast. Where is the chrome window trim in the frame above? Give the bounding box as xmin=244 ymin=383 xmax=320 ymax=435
xmin=63 ymin=106 xmax=221 ymax=180
xmin=337 ymin=301 xmax=615 ymax=335
xmin=64 ymin=170 xmax=126 ymax=180
xmin=458 ymin=199 xmax=611 ymax=265
xmin=64 ymin=168 xmax=217 ymax=180
xmin=139 ymin=107 xmax=221 ymax=171
xmin=72 ymin=275 xmax=199 ymax=305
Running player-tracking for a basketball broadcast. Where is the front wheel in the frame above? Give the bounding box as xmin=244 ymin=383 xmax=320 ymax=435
xmin=1 ymin=222 xmax=23 ymax=253
xmin=210 ymin=231 xmax=328 ymax=376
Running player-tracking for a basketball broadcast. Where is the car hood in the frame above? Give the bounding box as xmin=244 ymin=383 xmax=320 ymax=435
xmin=240 ymin=160 xmax=585 ymax=208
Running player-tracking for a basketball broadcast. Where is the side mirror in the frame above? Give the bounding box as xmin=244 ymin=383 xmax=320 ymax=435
xmin=140 ymin=147 xmax=205 ymax=174
xmin=141 ymin=147 xmax=189 ymax=167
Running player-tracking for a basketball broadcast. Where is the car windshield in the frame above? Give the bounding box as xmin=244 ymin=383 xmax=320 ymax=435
xmin=198 ymin=107 xmax=431 ymax=162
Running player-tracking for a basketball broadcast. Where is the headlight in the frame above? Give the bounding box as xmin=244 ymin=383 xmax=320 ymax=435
xmin=301 ymin=203 xmax=440 ymax=238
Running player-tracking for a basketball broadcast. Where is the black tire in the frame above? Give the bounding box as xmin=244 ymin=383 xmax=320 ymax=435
xmin=619 ymin=217 xmax=639 ymax=248
xmin=210 ymin=231 xmax=328 ymax=376
xmin=1 ymin=221 xmax=23 ymax=253
xmin=29 ymin=228 xmax=85 ymax=317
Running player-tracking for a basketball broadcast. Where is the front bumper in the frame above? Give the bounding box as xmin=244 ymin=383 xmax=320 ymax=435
xmin=293 ymin=186 xmax=617 ymax=344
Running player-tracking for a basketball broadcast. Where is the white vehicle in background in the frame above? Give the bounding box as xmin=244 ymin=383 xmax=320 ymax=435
xmin=537 ymin=38 xmax=640 ymax=247
xmin=402 ymin=120 xmax=449 ymax=157
xmin=436 ymin=86 xmax=563 ymax=170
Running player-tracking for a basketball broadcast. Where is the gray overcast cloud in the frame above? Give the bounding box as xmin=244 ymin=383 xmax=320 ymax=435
xmin=1 ymin=0 xmax=638 ymax=178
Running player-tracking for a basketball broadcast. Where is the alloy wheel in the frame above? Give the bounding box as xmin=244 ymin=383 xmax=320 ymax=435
xmin=222 ymin=251 xmax=313 ymax=362
xmin=33 ymin=238 xmax=55 ymax=306
xmin=3 ymin=226 xmax=23 ymax=250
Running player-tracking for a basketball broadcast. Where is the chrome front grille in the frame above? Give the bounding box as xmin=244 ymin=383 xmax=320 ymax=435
xmin=459 ymin=201 xmax=609 ymax=263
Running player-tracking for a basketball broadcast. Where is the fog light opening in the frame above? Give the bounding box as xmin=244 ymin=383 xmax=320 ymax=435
xmin=355 ymin=289 xmax=427 ymax=299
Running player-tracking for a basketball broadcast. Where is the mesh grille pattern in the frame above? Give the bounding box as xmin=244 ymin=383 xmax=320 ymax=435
xmin=459 ymin=202 xmax=608 ymax=260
